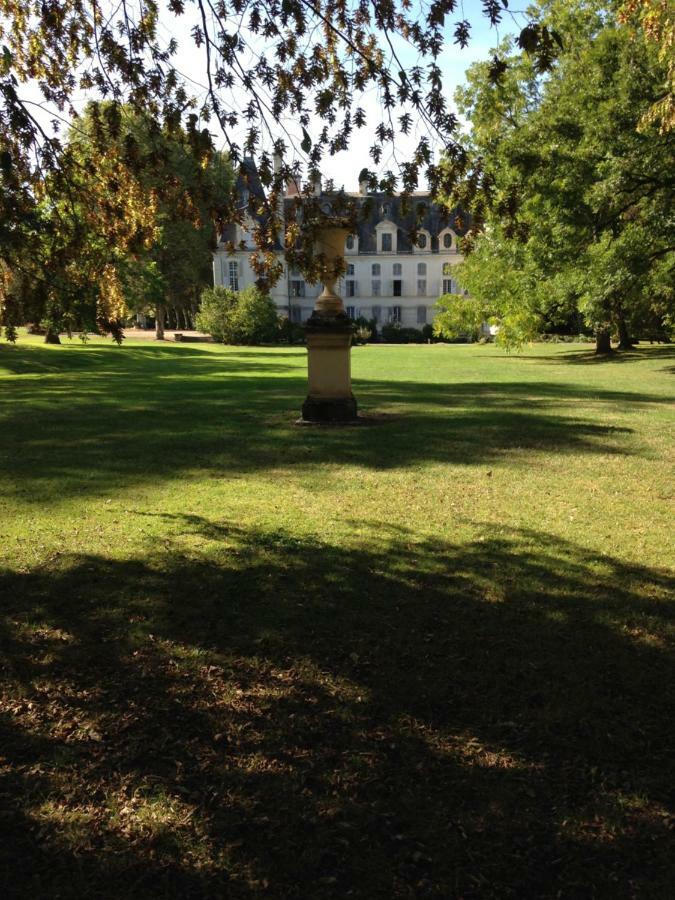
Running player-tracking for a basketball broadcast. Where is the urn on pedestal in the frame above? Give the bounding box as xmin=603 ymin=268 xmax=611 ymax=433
xmin=299 ymin=224 xmax=359 ymax=424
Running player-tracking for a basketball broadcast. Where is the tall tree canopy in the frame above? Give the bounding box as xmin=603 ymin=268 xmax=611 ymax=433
xmin=1 ymin=103 xmax=232 ymax=341
xmin=444 ymin=0 xmax=675 ymax=352
xmin=0 ymin=2 xmax=563 ymax=244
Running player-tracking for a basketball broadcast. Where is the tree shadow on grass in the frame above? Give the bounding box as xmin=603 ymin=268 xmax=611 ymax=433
xmin=0 ymin=345 xmax=664 ymax=505
xmin=511 ymin=346 xmax=675 ymax=366
xmin=1 ymin=520 xmax=673 ymax=898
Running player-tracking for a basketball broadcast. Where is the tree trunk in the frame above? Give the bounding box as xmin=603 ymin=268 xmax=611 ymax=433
xmin=595 ymin=329 xmax=612 ymax=354
xmin=44 ymin=327 xmax=61 ymax=344
xmin=617 ymin=316 xmax=635 ymax=350
xmin=156 ymin=304 xmax=165 ymax=340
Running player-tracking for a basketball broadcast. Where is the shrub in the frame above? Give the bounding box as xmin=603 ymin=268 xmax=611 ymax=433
xmin=381 ymin=323 xmax=425 ymax=343
xmin=196 ymin=285 xmax=280 ymax=345
xmin=278 ymin=317 xmax=306 ymax=344
xmin=353 ymin=315 xmax=377 ymax=342
xmin=230 ymin=286 xmax=280 ymax=344
xmin=353 ymin=325 xmax=372 ymax=345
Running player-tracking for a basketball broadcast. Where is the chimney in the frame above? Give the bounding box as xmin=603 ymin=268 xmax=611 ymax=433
xmin=359 ymin=179 xmax=368 ymax=196
xmin=273 ymin=151 xmax=282 ymax=175
xmin=311 ymin=173 xmax=322 ymax=197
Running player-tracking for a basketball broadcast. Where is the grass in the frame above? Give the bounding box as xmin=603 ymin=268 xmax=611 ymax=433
xmin=0 ymin=334 xmax=673 ymax=898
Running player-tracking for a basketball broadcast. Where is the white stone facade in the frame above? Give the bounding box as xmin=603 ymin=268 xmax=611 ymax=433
xmin=213 ymin=175 xmax=467 ymax=331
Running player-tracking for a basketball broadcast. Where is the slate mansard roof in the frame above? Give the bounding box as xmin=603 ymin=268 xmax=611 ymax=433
xmin=218 ymin=158 xmax=471 ymax=252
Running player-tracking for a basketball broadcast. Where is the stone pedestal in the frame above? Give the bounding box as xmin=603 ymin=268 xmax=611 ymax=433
xmin=299 ymin=225 xmax=359 ymax=424
xmin=301 ymin=315 xmax=357 ymax=422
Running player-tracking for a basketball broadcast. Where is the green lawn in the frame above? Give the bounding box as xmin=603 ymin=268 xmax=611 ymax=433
xmin=1 ymin=335 xmax=673 ymax=898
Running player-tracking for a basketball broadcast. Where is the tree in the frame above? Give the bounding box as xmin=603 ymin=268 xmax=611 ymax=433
xmin=447 ymin=1 xmax=675 ymax=352
xmin=1 ymin=0 xmax=566 ymax=333
xmin=67 ymin=104 xmax=233 ymax=339
xmin=433 ymin=293 xmax=488 ymax=343
xmin=0 ymin=102 xmax=232 ymax=342
xmin=196 ymin=284 xmax=280 ymax=344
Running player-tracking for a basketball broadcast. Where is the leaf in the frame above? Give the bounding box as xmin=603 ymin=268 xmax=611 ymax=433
xmin=551 ymin=29 xmax=564 ymax=51
xmin=300 ymin=127 xmax=312 ymax=154
xmin=517 ymin=24 xmax=540 ymax=55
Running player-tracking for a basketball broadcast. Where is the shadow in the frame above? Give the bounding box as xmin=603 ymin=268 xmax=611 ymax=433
xmin=0 ymin=344 xmax=666 ymax=505
xmin=528 ymin=346 xmax=675 ymax=366
xmin=1 ymin=521 xmax=673 ymax=897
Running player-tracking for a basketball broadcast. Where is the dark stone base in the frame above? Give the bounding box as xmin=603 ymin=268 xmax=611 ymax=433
xmin=300 ymin=394 xmax=358 ymax=424
xmin=304 ymin=310 xmax=353 ymax=333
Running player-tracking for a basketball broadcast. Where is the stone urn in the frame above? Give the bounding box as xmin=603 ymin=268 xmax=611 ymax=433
xmin=300 ymin=224 xmax=359 ymax=423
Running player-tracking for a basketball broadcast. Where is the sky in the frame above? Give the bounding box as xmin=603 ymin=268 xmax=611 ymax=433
xmin=17 ymin=0 xmax=526 ymax=191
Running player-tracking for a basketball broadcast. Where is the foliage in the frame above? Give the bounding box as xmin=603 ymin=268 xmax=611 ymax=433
xmin=0 ymin=0 xmax=567 ymax=304
xmin=196 ymin=284 xmax=280 ymax=345
xmin=448 ymin=0 xmax=675 ymax=352
xmin=433 ymin=294 xmax=488 ymax=343
xmin=195 ymin=286 xmax=236 ymax=343
xmin=353 ymin=325 xmax=373 ymax=345
xmin=0 ymin=102 xmax=232 ymax=342
xmin=620 ymin=0 xmax=675 ymax=132
xmin=353 ymin=316 xmax=377 ymax=343
xmin=380 ymin=324 xmax=426 ymax=343
xmin=277 ymin=317 xmax=305 ymax=345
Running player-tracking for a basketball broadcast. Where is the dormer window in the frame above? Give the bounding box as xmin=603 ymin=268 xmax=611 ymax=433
xmin=439 ymin=228 xmax=456 ymax=252
xmin=346 ymin=235 xmax=355 ymax=250
xmin=375 ymin=219 xmax=396 ymax=253
xmin=413 ymin=229 xmax=431 ymax=253
xmin=345 ymin=234 xmax=358 ymax=254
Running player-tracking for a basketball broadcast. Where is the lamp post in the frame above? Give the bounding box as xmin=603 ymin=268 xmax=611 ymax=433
xmin=299 ymin=223 xmax=359 ymax=423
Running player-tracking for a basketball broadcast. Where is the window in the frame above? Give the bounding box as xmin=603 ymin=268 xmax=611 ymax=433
xmin=417 ymin=233 xmax=427 ymax=249
xmin=290 ymin=280 xmax=305 ymax=298
xmin=372 ymin=305 xmax=382 ymax=323
xmin=392 ymin=305 xmax=402 ymax=323
xmin=442 ymin=279 xmax=453 ymax=294
xmin=346 ymin=280 xmax=356 ymax=297
xmin=372 ymin=280 xmax=381 ymax=296
xmin=417 ymin=306 xmax=427 ymax=325
xmin=346 ymin=306 xmax=355 ymax=319
xmin=381 ymin=233 xmax=392 ymax=252
xmin=443 ymin=232 xmax=452 ymax=249
xmin=291 ymin=306 xmax=302 ymax=323
xmin=417 ymin=262 xmax=427 ymax=276
xmin=393 ymin=280 xmax=402 ymax=297
xmin=393 ymin=263 xmax=402 ymax=276
xmin=371 ymin=263 xmax=381 ymax=276
xmin=346 ymin=235 xmax=355 ymax=250
xmin=347 ymin=263 xmax=355 ymax=275
xmin=417 ymin=279 xmax=427 ymax=296
xmin=442 ymin=262 xmax=452 ymax=276
xmin=228 ymin=261 xmax=239 ymax=291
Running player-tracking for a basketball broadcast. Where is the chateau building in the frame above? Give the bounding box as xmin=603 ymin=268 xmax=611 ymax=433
xmin=213 ymin=160 xmax=469 ymax=330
